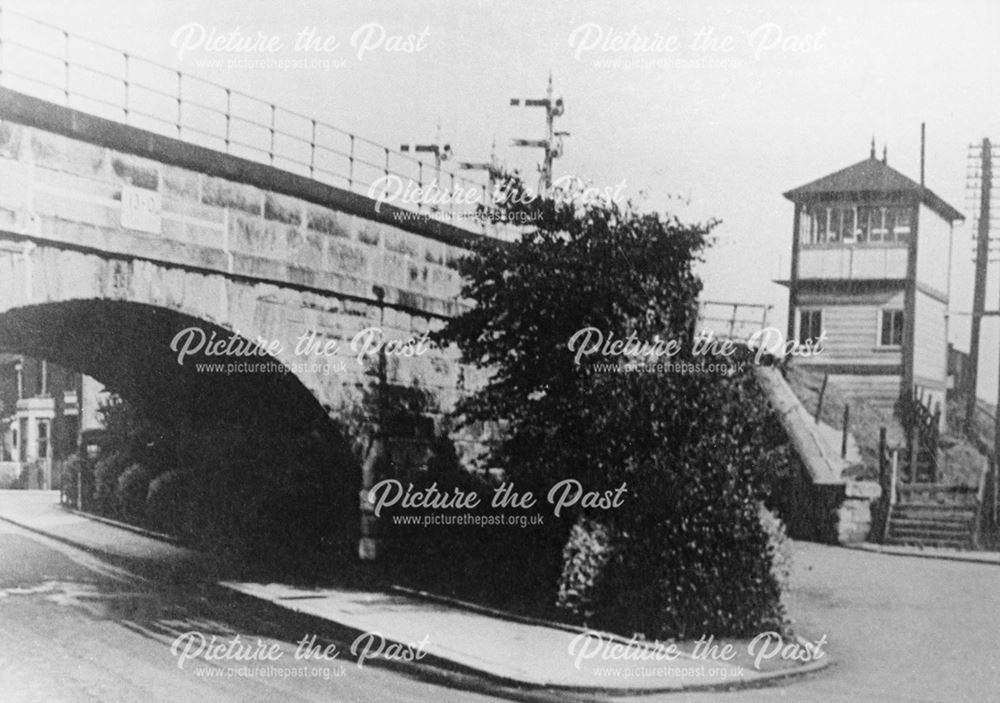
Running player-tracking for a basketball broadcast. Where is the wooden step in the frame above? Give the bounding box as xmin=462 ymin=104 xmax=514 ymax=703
xmin=886 ymin=528 xmax=970 ymax=539
xmin=885 ymin=536 xmax=972 ymax=549
xmin=889 ymin=520 xmax=971 ymax=534
xmin=890 ymin=507 xmax=974 ymax=519
xmin=891 ymin=505 xmax=976 ymax=519
xmin=885 ymin=501 xmax=976 ymax=548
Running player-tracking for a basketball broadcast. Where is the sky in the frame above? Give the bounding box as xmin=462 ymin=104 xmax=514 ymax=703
xmin=5 ymin=0 xmax=1000 ymax=398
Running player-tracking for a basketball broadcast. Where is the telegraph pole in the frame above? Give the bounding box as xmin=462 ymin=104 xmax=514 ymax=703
xmin=967 ymin=138 xmax=992 ymax=436
xmin=510 ymin=73 xmax=567 ymax=194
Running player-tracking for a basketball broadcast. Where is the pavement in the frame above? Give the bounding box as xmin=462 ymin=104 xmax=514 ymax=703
xmin=0 ymin=493 xmax=523 ymax=703
xmin=0 ymin=490 xmax=826 ymax=695
xmin=843 ymin=540 xmax=1000 ymax=565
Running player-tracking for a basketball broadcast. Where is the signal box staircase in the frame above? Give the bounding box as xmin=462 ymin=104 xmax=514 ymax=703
xmin=879 ymin=389 xmax=994 ymax=550
xmin=884 ymin=485 xmax=978 ymax=549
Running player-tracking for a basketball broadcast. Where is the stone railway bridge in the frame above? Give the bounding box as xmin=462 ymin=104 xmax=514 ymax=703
xmin=0 ymin=88 xmax=492 ymax=557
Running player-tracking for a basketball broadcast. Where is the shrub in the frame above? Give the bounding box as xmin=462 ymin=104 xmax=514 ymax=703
xmin=759 ymin=503 xmax=793 ymax=596
xmin=556 ymin=518 xmax=618 ymax=621
xmin=554 ymin=426 xmax=787 ymax=639
xmin=14 ymin=462 xmax=33 ymax=489
xmin=434 ymin=172 xmax=794 ymax=638
xmin=93 ymin=451 xmax=131 ymax=516
xmin=146 ymin=470 xmax=187 ymax=535
xmin=60 ymin=454 xmax=95 ymax=507
xmin=117 ymin=463 xmax=153 ymax=524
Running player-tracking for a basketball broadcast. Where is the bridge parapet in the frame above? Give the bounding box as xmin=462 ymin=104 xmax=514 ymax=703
xmin=0 ymin=114 xmax=473 ymax=320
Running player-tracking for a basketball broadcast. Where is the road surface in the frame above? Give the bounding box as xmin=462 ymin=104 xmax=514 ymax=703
xmin=1 ymin=492 xmax=998 ymax=702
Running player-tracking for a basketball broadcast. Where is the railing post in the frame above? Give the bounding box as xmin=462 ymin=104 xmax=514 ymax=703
xmin=224 ymin=89 xmax=232 ymax=151
xmin=348 ymin=135 xmax=355 ymax=189
xmin=309 ymin=119 xmax=316 ymax=178
xmin=841 ymin=404 xmax=850 ymax=458
xmin=890 ymin=450 xmax=899 ymax=505
xmin=815 ymin=374 xmax=828 ymax=424
xmin=878 ymin=427 xmax=888 ymax=488
xmin=122 ymin=53 xmax=130 ymax=120
xmin=63 ymin=30 xmax=70 ymax=105
xmin=931 ymin=404 xmax=942 ymax=483
xmin=176 ymin=71 xmax=182 ymax=137
xmin=909 ymin=422 xmax=920 ymax=483
xmin=269 ymin=104 xmax=276 ymax=165
xmin=882 ymin=449 xmax=899 ymax=543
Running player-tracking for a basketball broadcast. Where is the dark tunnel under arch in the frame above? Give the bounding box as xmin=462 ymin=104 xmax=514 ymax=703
xmin=0 ymin=299 xmax=362 ymax=569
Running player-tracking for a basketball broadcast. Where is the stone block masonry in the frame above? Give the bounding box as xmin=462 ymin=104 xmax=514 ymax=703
xmin=0 ymin=100 xmax=503 ymax=559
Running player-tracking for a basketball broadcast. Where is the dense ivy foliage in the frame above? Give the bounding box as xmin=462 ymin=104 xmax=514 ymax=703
xmin=426 ymin=175 xmax=793 ymax=637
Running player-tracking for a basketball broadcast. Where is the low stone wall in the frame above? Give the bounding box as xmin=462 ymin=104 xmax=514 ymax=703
xmin=775 ymin=461 xmax=882 ymax=544
xmin=837 ymin=481 xmax=883 ymax=543
xmin=0 ymin=461 xmax=21 ymax=488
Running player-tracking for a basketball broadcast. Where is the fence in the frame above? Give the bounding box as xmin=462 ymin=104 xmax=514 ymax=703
xmin=898 ymin=387 xmax=941 ymax=483
xmin=0 ymin=8 xmax=499 ymax=234
xmin=695 ymin=300 xmax=773 ymax=342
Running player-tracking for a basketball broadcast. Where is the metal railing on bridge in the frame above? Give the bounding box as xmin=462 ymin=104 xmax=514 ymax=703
xmin=0 ymin=7 xmax=502 ymax=236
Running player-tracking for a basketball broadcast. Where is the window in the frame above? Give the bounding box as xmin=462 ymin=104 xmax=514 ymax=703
xmin=813 ymin=207 xmax=828 ymax=243
xmin=803 ymin=205 xmax=861 ymax=244
xmin=870 ymin=207 xmax=887 ymax=242
xmin=889 ymin=207 xmax=911 ymax=241
xmin=827 ymin=209 xmax=841 ymax=243
xmin=798 ymin=309 xmax=823 ymax=344
xmin=36 ymin=421 xmax=49 ymax=460
xmin=838 ymin=207 xmax=855 ymax=243
xmin=856 ymin=206 xmax=874 ymax=242
xmin=802 ymin=203 xmax=912 ymax=246
xmin=879 ymin=310 xmax=904 ymax=347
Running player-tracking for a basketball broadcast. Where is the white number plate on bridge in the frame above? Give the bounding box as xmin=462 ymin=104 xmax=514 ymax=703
xmin=120 ymin=185 xmax=162 ymax=234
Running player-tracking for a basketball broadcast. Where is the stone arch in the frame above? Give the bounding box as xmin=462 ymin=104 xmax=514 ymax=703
xmin=0 ymin=297 xmax=362 ymax=564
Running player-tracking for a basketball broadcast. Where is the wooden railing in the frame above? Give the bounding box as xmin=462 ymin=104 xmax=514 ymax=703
xmin=877 ymin=426 xmax=899 ymax=542
xmin=899 ymin=387 xmax=941 ymax=483
xmin=695 ymin=300 xmax=772 ymax=343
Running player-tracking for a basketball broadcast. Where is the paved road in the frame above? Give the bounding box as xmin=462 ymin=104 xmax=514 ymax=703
xmin=1 ymin=492 xmax=998 ymax=702
xmin=0 ymin=513 xmax=537 ymax=703
xmin=650 ymin=542 xmax=1000 ymax=703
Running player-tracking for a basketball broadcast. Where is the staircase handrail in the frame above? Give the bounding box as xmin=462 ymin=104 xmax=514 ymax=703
xmin=882 ymin=448 xmax=898 ymax=544
xmin=973 ymin=456 xmax=993 ymax=549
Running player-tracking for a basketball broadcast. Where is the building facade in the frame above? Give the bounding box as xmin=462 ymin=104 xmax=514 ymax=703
xmin=0 ymin=355 xmax=106 ymax=489
xmin=780 ymin=144 xmax=963 ymax=425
